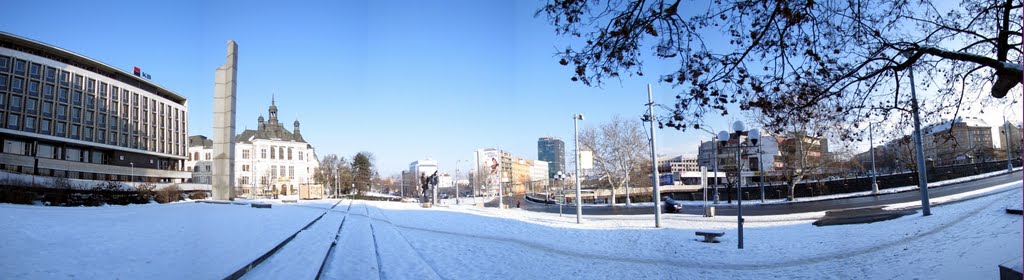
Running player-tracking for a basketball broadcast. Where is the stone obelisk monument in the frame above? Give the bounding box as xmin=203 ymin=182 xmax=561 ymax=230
xmin=212 ymin=41 xmax=238 ymax=200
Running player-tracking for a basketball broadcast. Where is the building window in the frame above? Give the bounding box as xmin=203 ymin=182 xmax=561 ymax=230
xmin=25 ymin=98 xmax=36 ymax=114
xmin=270 ymin=146 xmax=276 ymax=159
xmin=2 ymin=139 xmax=25 ymax=155
xmin=72 ymin=91 xmax=81 ymax=105
xmin=43 ymin=84 xmax=53 ymax=99
xmin=0 ymin=56 xmax=8 ymax=72
xmin=298 ymin=151 xmax=303 ymax=160
xmin=58 ymin=87 xmax=68 ymax=102
xmin=289 ymin=166 xmax=295 ymax=178
xmin=40 ymin=119 xmax=51 ymax=134
xmin=280 ymin=166 xmax=286 ymax=178
xmin=242 ymin=149 xmax=250 ymax=159
xmin=13 ymin=59 xmax=25 ymax=75
xmin=29 ymin=63 xmax=40 ymax=79
xmin=9 ymin=95 xmax=22 ymax=111
xmin=206 ymin=153 xmax=211 ymax=160
xmin=0 ymin=74 xmax=7 ymax=90
xmin=65 ymin=148 xmax=81 ymax=162
xmin=57 ymin=105 xmax=66 ymax=119
xmin=37 ymin=144 xmax=54 ymax=158
xmin=70 ymin=124 xmax=80 ymax=139
xmin=24 ymin=116 xmax=35 ymax=132
xmin=287 ymin=148 xmax=293 ymax=160
xmin=6 ymin=114 xmax=18 ymax=129
xmin=56 ymin=122 xmax=66 ymax=137
xmin=45 ymin=67 xmax=55 ymax=82
xmin=11 ymin=77 xmax=23 ymax=93
xmin=271 ymin=165 xmax=278 ymax=178
xmin=261 ymin=149 xmax=267 ymax=159
xmin=279 ymin=147 xmax=284 ymax=160
xmin=27 ymin=81 xmax=39 ymax=96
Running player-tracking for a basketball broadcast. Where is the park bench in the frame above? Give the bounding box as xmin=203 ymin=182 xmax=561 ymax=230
xmin=251 ymin=203 xmax=272 ymax=209
xmin=695 ymin=231 xmax=725 ymax=243
xmin=282 ymin=199 xmax=297 ymax=203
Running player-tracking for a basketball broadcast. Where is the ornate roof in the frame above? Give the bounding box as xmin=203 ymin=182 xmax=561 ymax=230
xmin=237 ymin=98 xmax=306 ymax=144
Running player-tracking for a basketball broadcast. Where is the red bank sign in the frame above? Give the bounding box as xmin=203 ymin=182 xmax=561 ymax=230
xmin=133 ymin=66 xmax=151 ymax=80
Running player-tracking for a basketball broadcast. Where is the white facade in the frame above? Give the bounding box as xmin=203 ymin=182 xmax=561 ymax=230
xmin=530 ymin=160 xmax=549 ymax=187
xmin=185 ymin=99 xmax=318 ymax=196
xmin=409 ymin=159 xmax=438 ymax=182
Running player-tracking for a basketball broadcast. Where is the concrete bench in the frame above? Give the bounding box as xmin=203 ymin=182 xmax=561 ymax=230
xmin=251 ymin=203 xmax=272 ymax=209
xmin=1006 ymin=208 xmax=1023 ymax=215
xmin=695 ymin=231 xmax=725 ymax=243
xmin=282 ymin=199 xmax=297 ymax=203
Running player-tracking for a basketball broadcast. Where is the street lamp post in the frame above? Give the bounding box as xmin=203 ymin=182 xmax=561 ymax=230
xmin=698 ymin=127 xmax=721 ymax=204
xmin=646 ymin=84 xmax=662 ymax=228
xmin=718 ymin=120 xmax=761 ymax=250
xmin=903 ymin=53 xmax=932 ymax=216
xmin=130 ymin=162 xmax=135 ymax=188
xmin=870 ymin=122 xmax=879 ymax=194
xmin=455 ymin=160 xmax=463 ymax=205
xmin=1005 ymin=115 xmax=1015 ymax=172
xmin=573 ymin=113 xmax=584 ymax=224
xmin=555 ymin=171 xmax=566 ymax=217
xmin=756 ymin=136 xmax=765 ymax=203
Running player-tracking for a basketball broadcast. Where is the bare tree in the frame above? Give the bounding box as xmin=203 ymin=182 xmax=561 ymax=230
xmin=778 ymin=123 xmax=834 ymax=200
xmin=540 ymin=0 xmax=1022 ymax=137
xmin=579 ymin=115 xmax=649 ymax=204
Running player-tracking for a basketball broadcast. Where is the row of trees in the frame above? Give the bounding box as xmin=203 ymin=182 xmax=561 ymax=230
xmin=314 ymin=152 xmax=376 ymax=196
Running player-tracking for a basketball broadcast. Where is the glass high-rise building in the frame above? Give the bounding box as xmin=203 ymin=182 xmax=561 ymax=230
xmin=537 ymin=137 xmax=564 ymax=179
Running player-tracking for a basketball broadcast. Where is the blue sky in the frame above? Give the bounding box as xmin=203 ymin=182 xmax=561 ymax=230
xmin=3 ymin=0 xmax=1017 ymax=175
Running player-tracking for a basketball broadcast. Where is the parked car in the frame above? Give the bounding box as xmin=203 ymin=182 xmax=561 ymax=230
xmin=662 ymin=196 xmax=683 ymax=213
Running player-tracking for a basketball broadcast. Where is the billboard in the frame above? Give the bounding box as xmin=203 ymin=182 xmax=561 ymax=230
xmin=578 ymin=150 xmax=594 ymax=170
xmin=476 ymin=149 xmax=502 ymax=192
xmin=659 ymin=174 xmax=674 ymax=186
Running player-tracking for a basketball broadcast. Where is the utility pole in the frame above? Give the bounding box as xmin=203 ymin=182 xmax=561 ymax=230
xmin=646 ymin=84 xmax=662 ymax=228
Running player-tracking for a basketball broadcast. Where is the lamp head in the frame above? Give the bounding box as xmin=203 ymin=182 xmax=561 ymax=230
xmin=749 ymin=129 xmax=760 ymax=145
xmin=732 ymin=121 xmax=745 ymax=133
xmin=718 ymin=131 xmax=730 ymax=146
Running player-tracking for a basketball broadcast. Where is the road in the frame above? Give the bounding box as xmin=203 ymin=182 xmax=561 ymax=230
xmin=506 ymin=170 xmax=1022 ymax=216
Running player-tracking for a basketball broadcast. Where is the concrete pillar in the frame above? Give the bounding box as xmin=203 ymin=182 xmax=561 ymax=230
xmin=212 ymin=41 xmax=238 ymax=200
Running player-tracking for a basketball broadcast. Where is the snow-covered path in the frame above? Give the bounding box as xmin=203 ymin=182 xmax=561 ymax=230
xmin=241 ymin=201 xmax=351 ymax=280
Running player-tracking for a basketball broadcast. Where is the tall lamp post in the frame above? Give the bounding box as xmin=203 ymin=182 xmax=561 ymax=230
xmin=555 ymin=171 xmax=566 ymax=216
xmin=755 ymin=133 xmax=766 ymax=203
xmin=573 ymin=113 xmax=584 ymax=224
xmin=130 ymin=162 xmax=135 ymax=188
xmin=718 ymin=120 xmax=761 ymax=249
xmin=869 ymin=122 xmax=879 ymax=194
xmin=698 ymin=126 xmax=721 ymax=203
xmin=902 ymin=51 xmax=932 ymax=216
xmin=1005 ymin=113 xmax=1016 ymax=172
xmin=455 ymin=160 xmax=464 ymax=204
xmin=645 ymin=84 xmax=662 ymax=228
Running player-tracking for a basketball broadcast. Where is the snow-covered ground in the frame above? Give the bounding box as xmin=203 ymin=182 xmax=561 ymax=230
xmin=0 ymin=200 xmax=336 ymax=279
xmin=1 ymin=180 xmax=1020 ymax=279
